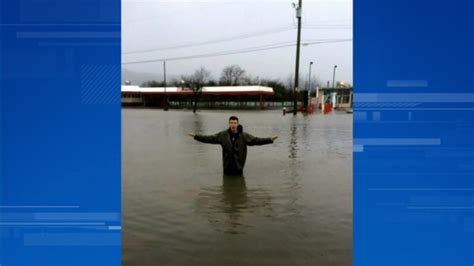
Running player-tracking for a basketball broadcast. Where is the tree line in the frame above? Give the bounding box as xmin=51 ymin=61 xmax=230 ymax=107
xmin=139 ymin=64 xmax=328 ymax=112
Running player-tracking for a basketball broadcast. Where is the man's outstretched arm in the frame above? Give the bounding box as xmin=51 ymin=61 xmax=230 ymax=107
xmin=189 ymin=133 xmax=221 ymax=144
xmin=245 ymin=133 xmax=278 ymax=146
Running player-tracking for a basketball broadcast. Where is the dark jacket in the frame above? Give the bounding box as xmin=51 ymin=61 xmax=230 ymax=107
xmin=194 ymin=125 xmax=273 ymax=175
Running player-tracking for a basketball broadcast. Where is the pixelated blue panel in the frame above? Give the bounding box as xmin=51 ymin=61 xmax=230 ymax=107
xmin=0 ymin=0 xmax=121 ymax=265
xmin=354 ymin=0 xmax=474 ymax=265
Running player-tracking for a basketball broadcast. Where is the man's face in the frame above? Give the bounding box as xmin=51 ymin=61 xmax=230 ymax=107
xmin=229 ymin=119 xmax=239 ymax=133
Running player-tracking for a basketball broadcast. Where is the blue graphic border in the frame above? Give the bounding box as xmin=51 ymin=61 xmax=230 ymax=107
xmin=0 ymin=0 xmax=121 ymax=265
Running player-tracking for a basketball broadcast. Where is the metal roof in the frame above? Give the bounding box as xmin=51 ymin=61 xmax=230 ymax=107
xmin=121 ymin=85 xmax=274 ymax=95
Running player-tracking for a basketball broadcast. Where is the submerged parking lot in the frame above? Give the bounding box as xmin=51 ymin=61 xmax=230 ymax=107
xmin=122 ymin=109 xmax=352 ymax=265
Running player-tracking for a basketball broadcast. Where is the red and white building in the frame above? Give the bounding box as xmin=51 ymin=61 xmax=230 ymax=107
xmin=122 ymin=85 xmax=274 ymax=109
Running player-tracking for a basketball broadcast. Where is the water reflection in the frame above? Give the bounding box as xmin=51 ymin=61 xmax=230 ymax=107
xmin=284 ymin=118 xmax=302 ymax=216
xmin=221 ymin=175 xmax=248 ymax=213
xmin=193 ymin=113 xmax=203 ymax=133
xmin=301 ymin=117 xmax=309 ymax=151
xmin=220 ymin=175 xmax=248 ymax=233
xmin=289 ymin=119 xmax=298 ymax=159
xmin=192 ymin=114 xmax=207 ymax=155
xmin=124 ymin=109 xmax=353 ymax=265
xmin=196 ymin=175 xmax=273 ymax=234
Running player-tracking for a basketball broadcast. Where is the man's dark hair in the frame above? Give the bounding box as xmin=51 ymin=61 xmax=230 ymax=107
xmin=229 ymin=116 xmax=239 ymax=121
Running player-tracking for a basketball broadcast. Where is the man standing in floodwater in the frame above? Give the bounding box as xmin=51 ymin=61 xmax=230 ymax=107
xmin=189 ymin=116 xmax=278 ymax=176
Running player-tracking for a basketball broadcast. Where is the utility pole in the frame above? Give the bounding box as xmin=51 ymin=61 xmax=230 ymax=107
xmin=293 ymin=0 xmax=302 ymax=115
xmin=163 ymin=61 xmax=168 ymax=111
xmin=332 ymin=64 xmax=338 ymax=89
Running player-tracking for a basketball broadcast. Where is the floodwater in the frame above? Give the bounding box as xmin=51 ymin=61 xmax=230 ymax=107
xmin=122 ymin=109 xmax=352 ymax=266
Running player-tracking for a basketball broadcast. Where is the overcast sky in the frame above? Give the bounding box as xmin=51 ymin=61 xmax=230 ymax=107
xmin=122 ymin=0 xmax=352 ymax=86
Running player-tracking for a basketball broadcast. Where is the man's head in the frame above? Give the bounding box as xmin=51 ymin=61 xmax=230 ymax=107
xmin=228 ymin=116 xmax=239 ymax=133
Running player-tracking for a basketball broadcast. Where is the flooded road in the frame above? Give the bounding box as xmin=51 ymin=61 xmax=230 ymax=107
xmin=122 ymin=109 xmax=352 ymax=265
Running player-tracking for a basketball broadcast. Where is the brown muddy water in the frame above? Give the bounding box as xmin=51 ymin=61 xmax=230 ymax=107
xmin=122 ymin=109 xmax=352 ymax=265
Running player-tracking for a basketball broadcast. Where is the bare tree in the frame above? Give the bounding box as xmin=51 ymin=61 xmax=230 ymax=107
xmin=241 ymin=76 xmax=252 ymax=85
xmin=219 ymin=65 xmax=246 ymax=86
xmin=251 ymin=76 xmax=262 ymax=85
xmin=303 ymin=74 xmax=322 ymax=93
xmin=286 ymin=74 xmax=304 ymax=91
xmin=141 ymin=80 xmax=165 ymax=87
xmin=182 ymin=67 xmax=211 ymax=113
xmin=286 ymin=74 xmax=294 ymax=92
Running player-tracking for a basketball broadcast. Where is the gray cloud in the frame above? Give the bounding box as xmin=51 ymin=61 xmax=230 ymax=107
xmin=122 ymin=0 xmax=352 ymax=86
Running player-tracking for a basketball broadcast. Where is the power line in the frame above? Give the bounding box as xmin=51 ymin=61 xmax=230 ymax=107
xmin=123 ymin=24 xmax=352 ymax=55
xmin=122 ymin=39 xmax=352 ymax=65
xmin=303 ymin=24 xmax=352 ymax=27
xmin=305 ymin=19 xmax=352 ymax=23
xmin=123 ymin=25 xmax=296 ymax=54
xmin=302 ymin=25 xmax=352 ymax=29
